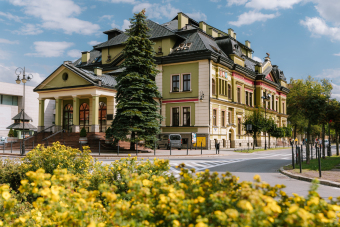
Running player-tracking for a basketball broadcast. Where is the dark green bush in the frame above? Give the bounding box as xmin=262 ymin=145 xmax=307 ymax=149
xmin=80 ymin=127 xmax=87 ymax=137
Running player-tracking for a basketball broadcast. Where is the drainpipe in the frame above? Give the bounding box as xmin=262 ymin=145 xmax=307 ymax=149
xmin=208 ymin=59 xmax=211 ymax=149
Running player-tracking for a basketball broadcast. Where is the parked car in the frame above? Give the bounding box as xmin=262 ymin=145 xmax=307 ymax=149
xmin=158 ymin=134 xmax=182 ymax=150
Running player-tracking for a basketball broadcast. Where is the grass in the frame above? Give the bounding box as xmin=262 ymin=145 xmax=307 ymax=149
xmin=234 ymin=147 xmax=289 ymax=153
xmin=284 ymin=156 xmax=340 ymax=171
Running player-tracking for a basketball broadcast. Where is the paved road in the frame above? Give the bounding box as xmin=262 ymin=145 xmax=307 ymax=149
xmin=166 ymin=148 xmax=340 ymax=199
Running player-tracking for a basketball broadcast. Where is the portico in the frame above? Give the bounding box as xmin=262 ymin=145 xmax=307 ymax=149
xmin=34 ymin=62 xmax=117 ymax=133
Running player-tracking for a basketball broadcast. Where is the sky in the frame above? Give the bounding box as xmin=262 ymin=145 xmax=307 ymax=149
xmin=0 ymin=0 xmax=340 ymax=99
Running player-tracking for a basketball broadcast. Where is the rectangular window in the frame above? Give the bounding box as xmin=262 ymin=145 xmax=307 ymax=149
xmin=183 ymin=74 xmax=190 ymax=91
xmin=213 ymin=109 xmax=217 ymax=126
xmin=246 ymin=92 xmax=248 ymax=105
xmin=228 ymin=111 xmax=231 ymax=124
xmin=283 ymin=103 xmax=285 ymax=114
xmin=2 ymin=95 xmax=12 ymax=105
xmin=172 ymin=75 xmax=179 ymax=92
xmin=249 ymin=93 xmax=253 ymax=106
xmin=183 ymin=107 xmax=190 ymax=126
xmin=172 ymin=107 xmax=179 ymax=126
xmin=12 ymin=96 xmax=18 ymax=106
xmin=276 ymin=101 xmax=278 ymax=112
xmin=221 ymin=111 xmax=225 ymax=127
xmin=238 ymin=118 xmax=241 ymax=135
xmin=237 ymin=88 xmax=241 ymax=103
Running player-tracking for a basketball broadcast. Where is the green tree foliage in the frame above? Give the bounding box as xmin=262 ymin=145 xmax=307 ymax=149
xmin=265 ymin=118 xmax=276 ymax=148
xmin=110 ymin=10 xmax=162 ymax=149
xmin=243 ymin=109 xmax=266 ymax=150
xmin=271 ymin=127 xmax=285 ymax=146
xmin=13 ymin=130 xmax=18 ymax=137
xmin=7 ymin=128 xmax=14 ymax=137
xmin=79 ymin=127 xmax=87 ymax=137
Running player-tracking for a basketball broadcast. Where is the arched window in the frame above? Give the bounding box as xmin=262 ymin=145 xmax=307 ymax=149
xmin=63 ymin=104 xmax=73 ymax=132
xmin=99 ymin=102 xmax=107 ymax=132
xmin=228 ymin=84 xmax=231 ymax=99
xmin=79 ymin=103 xmax=89 ymax=131
xmin=212 ymin=79 xmax=216 ymax=95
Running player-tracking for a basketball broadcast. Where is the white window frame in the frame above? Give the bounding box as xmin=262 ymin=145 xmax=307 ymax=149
xmin=181 ymin=73 xmax=192 ymax=92
xmin=170 ymin=106 xmax=180 ymax=126
xmin=182 ymin=106 xmax=191 ymax=126
xmin=170 ymin=74 xmax=180 ymax=92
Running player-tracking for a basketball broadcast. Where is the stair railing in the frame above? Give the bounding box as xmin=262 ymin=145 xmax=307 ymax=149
xmin=42 ymin=129 xmax=63 ymax=141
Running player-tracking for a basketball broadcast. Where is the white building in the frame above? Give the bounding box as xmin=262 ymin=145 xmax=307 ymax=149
xmin=0 ymin=82 xmax=55 ymax=137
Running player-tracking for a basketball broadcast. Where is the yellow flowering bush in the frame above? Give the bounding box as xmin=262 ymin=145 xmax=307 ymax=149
xmin=1 ymin=143 xmax=340 ymax=226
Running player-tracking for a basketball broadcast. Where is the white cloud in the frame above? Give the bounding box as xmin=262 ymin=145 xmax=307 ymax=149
xmin=330 ymin=82 xmax=340 ymax=100
xmin=334 ymin=53 xmax=340 ymax=56
xmin=111 ymin=20 xmax=120 ymax=29
xmin=67 ymin=49 xmax=81 ymax=58
xmin=9 ymin=0 xmax=100 ymax=35
xmin=110 ymin=0 xmax=137 ymax=3
xmin=0 ymin=49 xmax=11 ymax=59
xmin=132 ymin=3 xmax=179 ymax=20
xmin=229 ymin=11 xmax=279 ymax=27
xmin=313 ymin=0 xmax=340 ymax=26
xmin=210 ymin=0 xmax=220 ymax=2
xmin=122 ymin=19 xmax=131 ymax=31
xmin=253 ymin=56 xmax=263 ymax=62
xmin=245 ymin=0 xmax=303 ymax=10
xmin=99 ymin=15 xmax=114 ymax=21
xmin=300 ymin=17 xmax=340 ymax=41
xmin=26 ymin=41 xmax=74 ymax=57
xmin=0 ymin=38 xmax=19 ymax=44
xmin=0 ymin=11 xmax=22 ymax=22
xmin=88 ymin=41 xmax=101 ymax=46
xmin=226 ymin=0 xmax=248 ymax=7
xmin=186 ymin=12 xmax=207 ymax=22
xmin=13 ymin=24 xmax=43 ymax=35
xmin=0 ymin=64 xmax=44 ymax=85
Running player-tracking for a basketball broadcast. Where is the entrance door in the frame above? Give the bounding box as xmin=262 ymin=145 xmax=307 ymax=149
xmin=79 ymin=103 xmax=89 ymax=132
xmin=63 ymin=104 xmax=73 ymax=132
xmin=99 ymin=102 xmax=107 ymax=132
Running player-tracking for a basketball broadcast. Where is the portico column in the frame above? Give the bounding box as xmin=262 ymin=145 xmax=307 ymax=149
xmin=91 ymin=95 xmax=99 ymax=132
xmin=55 ymin=97 xmax=62 ymax=131
xmin=38 ymin=98 xmax=45 ymax=132
xmin=72 ymin=95 xmax=80 ymax=132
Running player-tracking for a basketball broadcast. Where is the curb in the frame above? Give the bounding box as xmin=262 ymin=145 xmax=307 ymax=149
xmin=279 ymin=166 xmax=340 ymax=188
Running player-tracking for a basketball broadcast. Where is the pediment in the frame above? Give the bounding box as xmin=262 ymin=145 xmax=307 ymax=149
xmin=265 ymin=73 xmax=275 ymax=82
xmin=35 ymin=65 xmax=92 ymax=91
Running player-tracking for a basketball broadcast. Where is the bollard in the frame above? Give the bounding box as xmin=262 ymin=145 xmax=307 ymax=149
xmin=11 ymin=142 xmax=12 ymax=154
xmin=187 ymin=142 xmax=188 ymax=155
xmin=298 ymin=147 xmax=302 ymax=173
xmin=170 ymin=142 xmax=171 ymax=156
xmin=301 ymin=145 xmax=304 ymax=163
xmin=201 ymin=142 xmax=202 ymax=155
xmin=154 ymin=140 xmax=156 ymax=156
xmin=311 ymin=144 xmax=313 ymax=160
xmin=318 ymin=148 xmax=322 ymax=178
xmin=291 ymin=145 xmax=295 ymax=169
xmin=218 ymin=142 xmax=220 ymax=154
xmin=99 ymin=140 xmax=101 ymax=156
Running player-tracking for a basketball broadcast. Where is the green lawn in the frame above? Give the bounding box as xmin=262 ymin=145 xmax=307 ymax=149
xmin=234 ymin=147 xmax=288 ymax=153
xmin=284 ymin=156 xmax=340 ymax=171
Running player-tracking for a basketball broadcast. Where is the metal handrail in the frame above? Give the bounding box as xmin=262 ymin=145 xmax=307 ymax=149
xmin=23 ymin=125 xmax=55 ymax=141
xmin=42 ymin=129 xmax=63 ymax=141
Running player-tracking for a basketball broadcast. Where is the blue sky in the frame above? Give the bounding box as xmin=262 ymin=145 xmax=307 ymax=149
xmin=1 ymin=0 xmax=340 ymax=98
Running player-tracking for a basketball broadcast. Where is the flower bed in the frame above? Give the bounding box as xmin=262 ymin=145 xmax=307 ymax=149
xmin=0 ymin=142 xmax=340 ymax=226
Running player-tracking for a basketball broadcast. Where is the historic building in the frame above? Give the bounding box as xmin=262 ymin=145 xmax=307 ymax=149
xmin=34 ymin=12 xmax=289 ymax=149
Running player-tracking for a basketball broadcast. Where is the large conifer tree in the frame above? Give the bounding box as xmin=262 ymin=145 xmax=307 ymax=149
xmin=110 ymin=10 xmax=162 ymax=149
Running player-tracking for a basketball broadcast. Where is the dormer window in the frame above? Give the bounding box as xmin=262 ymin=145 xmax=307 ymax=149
xmin=176 ymin=43 xmax=185 ymax=51
xmin=183 ymin=43 xmax=192 ymax=50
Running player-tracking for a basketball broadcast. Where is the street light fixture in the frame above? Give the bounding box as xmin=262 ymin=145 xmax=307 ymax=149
xmin=261 ymin=94 xmax=271 ymax=150
xmin=15 ymin=67 xmax=33 ymax=156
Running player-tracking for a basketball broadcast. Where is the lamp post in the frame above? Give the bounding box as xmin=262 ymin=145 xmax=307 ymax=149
xmin=15 ymin=67 xmax=33 ymax=156
xmin=261 ymin=94 xmax=271 ymax=150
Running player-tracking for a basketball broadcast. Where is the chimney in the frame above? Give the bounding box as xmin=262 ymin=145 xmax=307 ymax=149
xmin=228 ymin=28 xmax=234 ymax=38
xmin=178 ymin=12 xmax=189 ymax=30
xmin=234 ymin=32 xmax=237 ymax=39
xmin=94 ymin=67 xmax=102 ymax=76
xmin=199 ymin=21 xmax=206 ymax=33
xmin=245 ymin=40 xmax=251 ymax=48
xmin=81 ymin=51 xmax=90 ymax=63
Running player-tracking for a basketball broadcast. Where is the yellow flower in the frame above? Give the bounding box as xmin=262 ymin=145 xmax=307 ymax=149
xmin=195 ymin=222 xmax=207 ymax=227
xmin=288 ymin=205 xmax=299 ymax=213
xmin=88 ymin=221 xmax=96 ymax=227
xmin=2 ymin=191 xmax=11 ymax=200
xmin=327 ymin=211 xmax=336 ymax=219
xmin=226 ymin=209 xmax=239 ymax=219
xmin=173 ymin=220 xmax=180 ymax=226
xmin=253 ymin=174 xmax=261 ymax=182
xmin=237 ymin=200 xmax=253 ymax=211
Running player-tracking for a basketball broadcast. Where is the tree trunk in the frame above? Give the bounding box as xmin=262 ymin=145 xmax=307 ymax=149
xmin=253 ymin=133 xmax=256 ymax=150
xmin=306 ymin=120 xmax=311 ymax=164
xmin=322 ymin=123 xmax=325 ymax=158
xmin=269 ymin=134 xmax=271 ymax=149
xmin=294 ymin=124 xmax=297 ymax=142
xmin=130 ymin=131 xmax=136 ymax=151
xmin=336 ymin=129 xmax=339 ymax=156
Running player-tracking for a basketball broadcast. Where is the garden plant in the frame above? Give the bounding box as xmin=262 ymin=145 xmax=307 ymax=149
xmin=0 ymin=142 xmax=340 ymax=226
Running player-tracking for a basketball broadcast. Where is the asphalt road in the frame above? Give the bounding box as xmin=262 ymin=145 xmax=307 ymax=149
xmin=166 ymin=148 xmax=340 ymax=199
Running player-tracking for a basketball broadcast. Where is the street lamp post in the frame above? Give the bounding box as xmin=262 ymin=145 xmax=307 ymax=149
xmin=15 ymin=67 xmax=33 ymax=156
xmin=261 ymin=94 xmax=271 ymax=150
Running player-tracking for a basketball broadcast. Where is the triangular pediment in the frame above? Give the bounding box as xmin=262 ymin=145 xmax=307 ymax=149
xmin=265 ymin=73 xmax=275 ymax=82
xmin=35 ymin=65 xmax=92 ymax=91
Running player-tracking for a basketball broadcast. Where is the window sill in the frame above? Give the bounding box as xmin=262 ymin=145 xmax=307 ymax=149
xmin=170 ymin=90 xmax=192 ymax=93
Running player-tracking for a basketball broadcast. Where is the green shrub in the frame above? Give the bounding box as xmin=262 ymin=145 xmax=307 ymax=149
xmin=80 ymin=127 xmax=87 ymax=137
xmin=13 ymin=130 xmax=18 ymax=137
xmin=7 ymin=128 xmax=14 ymax=137
xmin=0 ymin=158 xmax=24 ymax=191
xmin=105 ymin=127 xmax=111 ymax=139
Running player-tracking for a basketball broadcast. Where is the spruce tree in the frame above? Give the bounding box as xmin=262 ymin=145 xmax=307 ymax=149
xmin=110 ymin=10 xmax=162 ymax=149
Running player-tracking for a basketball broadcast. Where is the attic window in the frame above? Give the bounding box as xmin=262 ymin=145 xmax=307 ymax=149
xmin=183 ymin=43 xmax=192 ymax=50
xmin=210 ymin=45 xmax=221 ymax=54
xmin=92 ymin=57 xmax=100 ymax=63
